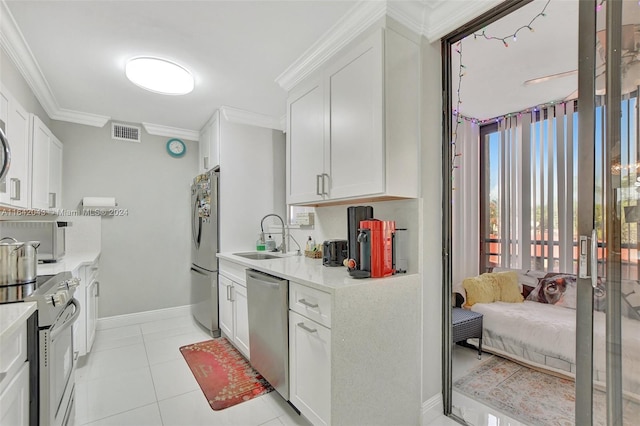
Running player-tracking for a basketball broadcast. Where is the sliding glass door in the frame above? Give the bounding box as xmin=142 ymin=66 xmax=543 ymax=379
xmin=576 ymin=0 xmax=640 ymax=424
xmin=444 ymin=0 xmax=640 ymax=424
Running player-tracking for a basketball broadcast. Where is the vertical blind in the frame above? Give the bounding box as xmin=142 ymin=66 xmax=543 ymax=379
xmin=485 ymin=97 xmax=638 ymax=277
xmin=492 ymin=101 xmax=577 ymax=273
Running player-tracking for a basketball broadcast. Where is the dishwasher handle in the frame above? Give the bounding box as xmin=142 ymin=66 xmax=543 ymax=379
xmin=246 ymin=269 xmax=286 ymax=286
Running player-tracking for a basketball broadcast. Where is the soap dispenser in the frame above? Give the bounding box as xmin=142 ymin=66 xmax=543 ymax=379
xmin=265 ymin=235 xmax=276 ymax=251
xmin=256 ymin=233 xmax=266 ymax=251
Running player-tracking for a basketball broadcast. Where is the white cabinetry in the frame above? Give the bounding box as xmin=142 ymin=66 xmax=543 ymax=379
xmin=48 ymin=136 xmax=63 ymax=210
xmin=0 ymin=321 xmax=29 ymax=426
xmin=31 ymin=115 xmax=63 ymax=211
xmin=0 ymin=86 xmax=31 ymax=208
xmin=289 ymin=310 xmax=331 ymax=426
xmin=286 ymin=25 xmax=420 ymax=206
xmin=218 ymin=260 xmax=250 ymax=358
xmin=198 ymin=111 xmax=220 ymax=173
xmin=72 ymin=256 xmax=100 ymax=358
xmin=286 ymin=80 xmax=324 ymax=204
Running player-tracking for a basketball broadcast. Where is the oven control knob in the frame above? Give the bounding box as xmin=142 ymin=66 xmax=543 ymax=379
xmin=48 ymin=290 xmax=68 ymax=306
xmin=59 ymin=278 xmax=80 ymax=290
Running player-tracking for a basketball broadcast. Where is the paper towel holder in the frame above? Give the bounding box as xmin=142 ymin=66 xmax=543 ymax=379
xmin=80 ymin=197 xmax=120 ymax=216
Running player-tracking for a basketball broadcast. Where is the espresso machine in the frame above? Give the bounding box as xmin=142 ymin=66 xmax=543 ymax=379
xmin=346 ymin=206 xmax=397 ymax=278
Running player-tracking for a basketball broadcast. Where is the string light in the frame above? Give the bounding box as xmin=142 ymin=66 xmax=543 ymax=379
xmin=472 ymin=0 xmax=551 ymax=47
xmin=451 ymin=0 xmax=553 ymax=179
xmin=453 ymin=99 xmax=573 ymax=125
xmin=451 ymin=40 xmax=464 ymax=180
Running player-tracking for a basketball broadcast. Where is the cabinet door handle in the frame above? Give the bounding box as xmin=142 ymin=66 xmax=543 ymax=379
xmin=297 ymin=322 xmax=317 ymax=333
xmin=95 ymin=281 xmax=100 ymax=297
xmin=229 ymin=285 xmax=235 ymax=302
xmin=316 ymin=174 xmax=322 ymax=196
xmin=322 ymin=173 xmax=329 ymax=196
xmin=10 ymin=178 xmax=20 ymax=201
xmin=49 ymin=192 xmax=56 ymax=208
xmin=298 ymin=298 xmax=318 ymax=308
xmin=204 ymin=156 xmax=210 ymax=170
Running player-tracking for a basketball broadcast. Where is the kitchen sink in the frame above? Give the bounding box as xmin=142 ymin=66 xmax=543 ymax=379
xmin=233 ymin=252 xmax=281 ymax=260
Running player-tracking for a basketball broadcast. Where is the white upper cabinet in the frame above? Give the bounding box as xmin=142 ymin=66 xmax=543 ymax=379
xmin=326 ymin=31 xmax=384 ymax=200
xmin=286 ymin=80 xmax=325 ymax=204
xmin=31 ymin=115 xmax=63 ymax=212
xmin=0 ymin=87 xmax=31 ymax=208
xmin=198 ymin=110 xmax=220 ymax=173
xmin=48 ymin=136 xmax=63 ymax=210
xmin=286 ymin=24 xmax=420 ymax=206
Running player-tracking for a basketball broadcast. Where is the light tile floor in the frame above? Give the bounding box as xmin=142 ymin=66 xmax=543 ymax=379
xmin=76 ymin=313 xmax=505 ymax=426
xmin=74 ymin=313 xmax=311 ymax=426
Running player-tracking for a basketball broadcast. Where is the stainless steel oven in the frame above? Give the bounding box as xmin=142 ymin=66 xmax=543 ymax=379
xmin=1 ymin=272 xmax=80 ymax=426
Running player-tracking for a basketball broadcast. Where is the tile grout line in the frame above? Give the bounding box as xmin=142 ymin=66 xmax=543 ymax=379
xmin=140 ymin=324 xmax=165 ymax=425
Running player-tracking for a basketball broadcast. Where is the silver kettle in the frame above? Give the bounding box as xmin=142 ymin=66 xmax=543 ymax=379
xmin=0 ymin=237 xmax=40 ymax=285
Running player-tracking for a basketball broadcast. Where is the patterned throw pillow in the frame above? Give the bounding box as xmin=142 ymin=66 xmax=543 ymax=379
xmin=526 ymin=273 xmax=578 ymax=309
xmin=622 ymin=280 xmax=640 ymax=320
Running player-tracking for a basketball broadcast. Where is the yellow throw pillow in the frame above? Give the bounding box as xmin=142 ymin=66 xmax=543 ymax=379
xmin=462 ymin=275 xmax=500 ymax=307
xmin=485 ymin=271 xmax=524 ymax=303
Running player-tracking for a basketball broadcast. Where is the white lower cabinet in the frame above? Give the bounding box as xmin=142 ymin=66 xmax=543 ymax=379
xmin=86 ymin=278 xmax=99 ymax=352
xmin=289 ymin=310 xmax=331 ymax=426
xmin=0 ymin=361 xmax=29 ymax=426
xmin=0 ymin=320 xmax=29 ymax=426
xmin=73 ymin=256 xmax=100 ymax=358
xmin=218 ymin=274 xmax=250 ymax=358
xmin=232 ymin=283 xmax=250 ymax=357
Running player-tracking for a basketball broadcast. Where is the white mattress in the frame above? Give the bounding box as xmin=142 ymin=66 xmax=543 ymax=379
xmin=470 ymin=301 xmax=640 ymax=397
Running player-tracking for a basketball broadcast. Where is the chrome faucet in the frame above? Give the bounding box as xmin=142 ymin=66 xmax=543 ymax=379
xmin=260 ymin=214 xmax=286 ymax=253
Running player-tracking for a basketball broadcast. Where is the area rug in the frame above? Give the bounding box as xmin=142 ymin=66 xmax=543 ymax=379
xmin=453 ymin=356 xmax=637 ymax=426
xmin=180 ymin=338 xmax=273 ymax=410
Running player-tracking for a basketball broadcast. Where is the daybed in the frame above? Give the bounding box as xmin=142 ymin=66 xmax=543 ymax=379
xmin=454 ymin=269 xmax=640 ymax=400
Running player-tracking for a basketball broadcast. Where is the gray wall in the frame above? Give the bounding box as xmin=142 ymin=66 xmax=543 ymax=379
xmin=421 ymin=38 xmax=444 ymax=404
xmin=0 ymin=47 xmax=49 ymax=126
xmin=50 ymin=120 xmax=198 ymax=317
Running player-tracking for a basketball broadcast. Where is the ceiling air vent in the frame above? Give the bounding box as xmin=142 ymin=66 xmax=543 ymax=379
xmin=111 ymin=123 xmax=141 ymax=143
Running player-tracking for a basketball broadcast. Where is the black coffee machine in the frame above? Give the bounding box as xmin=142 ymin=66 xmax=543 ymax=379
xmin=346 ymin=206 xmax=374 ymax=278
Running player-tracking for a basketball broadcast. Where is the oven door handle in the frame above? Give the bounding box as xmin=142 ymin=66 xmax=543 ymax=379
xmin=50 ymin=298 xmax=81 ymax=342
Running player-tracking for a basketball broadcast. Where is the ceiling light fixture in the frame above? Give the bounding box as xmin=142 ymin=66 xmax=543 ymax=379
xmin=125 ymin=57 xmax=194 ymax=95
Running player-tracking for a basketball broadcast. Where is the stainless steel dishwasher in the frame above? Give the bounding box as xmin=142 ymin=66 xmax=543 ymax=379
xmin=246 ymin=269 xmax=289 ymax=400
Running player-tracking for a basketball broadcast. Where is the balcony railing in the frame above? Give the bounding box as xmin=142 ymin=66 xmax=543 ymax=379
xmin=482 ymin=237 xmax=639 ymax=280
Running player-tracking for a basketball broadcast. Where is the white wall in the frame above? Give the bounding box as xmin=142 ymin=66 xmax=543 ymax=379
xmin=51 ymin=120 xmax=198 ymax=318
xmin=218 ymin=118 xmax=285 ymax=253
xmin=421 ymin=37 xmax=444 ymax=406
xmin=0 ymin=47 xmax=49 ymax=126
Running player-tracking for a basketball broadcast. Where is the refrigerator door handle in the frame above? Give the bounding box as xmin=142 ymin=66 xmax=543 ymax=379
xmin=192 ymin=197 xmax=202 ymax=248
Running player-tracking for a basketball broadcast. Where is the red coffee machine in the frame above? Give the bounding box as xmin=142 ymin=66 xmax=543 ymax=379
xmin=357 ymin=219 xmax=396 ymax=278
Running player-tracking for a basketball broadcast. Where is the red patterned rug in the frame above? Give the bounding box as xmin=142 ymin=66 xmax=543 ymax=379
xmin=179 ymin=338 xmax=273 ymax=410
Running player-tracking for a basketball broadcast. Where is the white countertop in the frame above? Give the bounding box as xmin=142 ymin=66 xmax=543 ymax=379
xmin=0 ymin=302 xmax=36 ymax=340
xmin=38 ymin=250 xmax=100 ymax=276
xmin=217 ymin=252 xmax=416 ymax=293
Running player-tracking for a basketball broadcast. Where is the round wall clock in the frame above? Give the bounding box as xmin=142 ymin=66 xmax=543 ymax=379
xmin=166 ymin=138 xmax=186 ymax=158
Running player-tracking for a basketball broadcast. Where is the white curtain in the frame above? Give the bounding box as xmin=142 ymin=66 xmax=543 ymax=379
xmin=452 ymin=119 xmax=480 ymax=285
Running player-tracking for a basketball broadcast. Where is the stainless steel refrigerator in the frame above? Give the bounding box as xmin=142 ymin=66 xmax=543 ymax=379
xmin=190 ymin=170 xmax=221 ymax=336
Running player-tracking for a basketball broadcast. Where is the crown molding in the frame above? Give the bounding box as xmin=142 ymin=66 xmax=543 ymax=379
xmin=386 ymin=1 xmax=428 ymax=37
xmin=0 ymin=1 xmax=110 ymax=127
xmin=142 ymin=122 xmax=200 ymax=141
xmin=275 ymin=1 xmax=387 ymax=92
xmin=51 ymin=108 xmax=110 ymax=127
xmin=424 ymin=0 xmax=503 ymax=43
xmin=220 ymin=106 xmax=283 ymax=131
